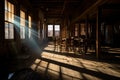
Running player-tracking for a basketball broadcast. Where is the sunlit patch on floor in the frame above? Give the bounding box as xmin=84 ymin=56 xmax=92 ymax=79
xmin=29 ymin=43 xmax=120 ymax=80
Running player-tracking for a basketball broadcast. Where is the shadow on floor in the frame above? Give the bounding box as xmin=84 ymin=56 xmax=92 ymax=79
xmin=2 ymin=41 xmax=120 ymax=80
xmin=9 ymin=56 xmax=120 ymax=80
xmin=43 ymin=49 xmax=120 ymax=64
xmin=36 ymin=57 xmax=120 ymax=80
xmin=0 ymin=41 xmax=48 ymax=80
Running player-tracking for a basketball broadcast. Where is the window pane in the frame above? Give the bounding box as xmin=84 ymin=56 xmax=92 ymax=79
xmin=29 ymin=28 xmax=31 ymax=38
xmin=23 ymin=19 xmax=25 ymax=26
xmin=12 ymin=13 xmax=14 ymax=23
xmin=4 ymin=0 xmax=15 ymax=39
xmin=10 ymin=13 xmax=12 ymax=22
xmin=28 ymin=16 xmax=31 ymax=28
xmin=20 ymin=27 xmax=23 ymax=38
xmin=55 ymin=25 xmax=60 ymax=31
xmin=20 ymin=26 xmax=25 ymax=39
xmin=28 ymin=16 xmax=32 ymax=38
xmin=20 ymin=10 xmax=25 ymax=26
xmin=75 ymin=24 xmax=78 ymax=36
xmin=5 ymin=22 xmax=9 ymax=39
xmin=81 ymin=24 xmax=85 ymax=35
xmin=23 ymin=27 xmax=25 ymax=39
xmin=8 ymin=12 xmax=12 ymax=22
xmin=9 ymin=23 xmax=14 ymax=39
xmin=48 ymin=25 xmax=53 ymax=37
xmin=75 ymin=31 xmax=78 ymax=36
xmin=55 ymin=25 xmax=60 ymax=37
xmin=5 ymin=10 xmax=8 ymax=21
xmin=20 ymin=10 xmax=25 ymax=19
xmin=5 ymin=0 xmax=8 ymax=10
xmin=8 ymin=2 xmax=11 ymax=12
xmin=20 ymin=10 xmax=25 ymax=39
xmin=11 ymin=4 xmax=14 ymax=13
xmin=21 ymin=18 xmax=25 ymax=26
xmin=48 ymin=25 xmax=53 ymax=30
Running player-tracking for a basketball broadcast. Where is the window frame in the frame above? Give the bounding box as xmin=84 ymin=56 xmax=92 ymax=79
xmin=54 ymin=24 xmax=60 ymax=37
xmin=28 ymin=15 xmax=32 ymax=38
xmin=48 ymin=24 xmax=54 ymax=37
xmin=4 ymin=0 xmax=15 ymax=40
xmin=20 ymin=10 xmax=26 ymax=39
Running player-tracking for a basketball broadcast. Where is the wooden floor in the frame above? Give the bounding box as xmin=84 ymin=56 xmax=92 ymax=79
xmin=7 ymin=42 xmax=120 ymax=80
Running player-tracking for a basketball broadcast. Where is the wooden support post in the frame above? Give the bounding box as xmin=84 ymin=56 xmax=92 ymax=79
xmin=53 ymin=22 xmax=56 ymax=51
xmin=53 ymin=22 xmax=55 ymax=38
xmin=79 ymin=23 xmax=81 ymax=36
xmin=86 ymin=15 xmax=89 ymax=38
xmin=85 ymin=15 xmax=89 ymax=53
xmin=0 ymin=0 xmax=4 ymax=42
xmin=40 ymin=21 xmax=42 ymax=40
xmin=66 ymin=17 xmax=69 ymax=51
xmin=96 ymin=7 xmax=102 ymax=59
xmin=78 ymin=23 xmax=80 ymax=37
xmin=53 ymin=25 xmax=55 ymax=37
xmin=60 ymin=23 xmax=63 ymax=38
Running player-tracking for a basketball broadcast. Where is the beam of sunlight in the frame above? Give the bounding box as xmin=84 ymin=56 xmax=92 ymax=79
xmin=8 ymin=73 xmax=15 ymax=80
xmin=14 ymin=15 xmax=42 ymax=54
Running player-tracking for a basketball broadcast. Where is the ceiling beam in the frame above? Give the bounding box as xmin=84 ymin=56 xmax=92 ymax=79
xmin=71 ymin=0 xmax=109 ymax=24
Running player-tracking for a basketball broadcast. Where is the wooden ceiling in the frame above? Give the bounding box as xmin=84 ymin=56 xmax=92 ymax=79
xmin=28 ymin=0 xmax=87 ymax=18
xmin=28 ymin=0 xmax=120 ymax=24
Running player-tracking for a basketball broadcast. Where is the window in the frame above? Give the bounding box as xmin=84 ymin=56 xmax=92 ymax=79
xmin=20 ymin=10 xmax=25 ymax=39
xmin=28 ymin=16 xmax=32 ymax=38
xmin=75 ymin=24 xmax=79 ymax=36
xmin=5 ymin=0 xmax=14 ymax=39
xmin=48 ymin=25 xmax=53 ymax=37
xmin=47 ymin=25 xmax=60 ymax=37
xmin=54 ymin=25 xmax=60 ymax=37
xmin=81 ymin=24 xmax=86 ymax=35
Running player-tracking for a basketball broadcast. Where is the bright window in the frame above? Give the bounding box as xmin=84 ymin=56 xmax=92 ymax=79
xmin=20 ymin=10 xmax=25 ymax=39
xmin=48 ymin=25 xmax=53 ymax=37
xmin=54 ymin=25 xmax=60 ymax=37
xmin=5 ymin=0 xmax=14 ymax=39
xmin=81 ymin=24 xmax=86 ymax=35
xmin=28 ymin=16 xmax=32 ymax=38
xmin=75 ymin=24 xmax=79 ymax=37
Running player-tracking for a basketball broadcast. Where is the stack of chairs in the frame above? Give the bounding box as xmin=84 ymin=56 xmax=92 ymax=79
xmin=73 ymin=35 xmax=87 ymax=54
xmin=59 ymin=38 xmax=66 ymax=52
